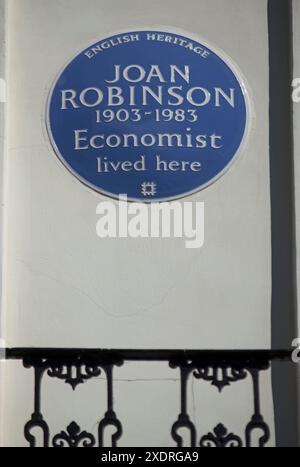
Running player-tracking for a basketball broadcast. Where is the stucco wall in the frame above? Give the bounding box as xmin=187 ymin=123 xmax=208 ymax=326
xmin=0 ymin=0 xmax=280 ymax=447
xmin=3 ymin=0 xmax=271 ymax=349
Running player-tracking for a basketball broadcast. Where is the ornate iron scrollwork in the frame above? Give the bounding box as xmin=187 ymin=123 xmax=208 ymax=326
xmin=21 ymin=352 xmax=124 ymax=447
xmin=168 ymin=353 xmax=275 ymax=448
xmin=24 ymin=414 xmax=50 ymax=448
xmin=171 ymin=413 xmax=197 ymax=448
xmin=47 ymin=364 xmax=101 ymax=390
xmin=193 ymin=366 xmax=247 ymax=392
xmin=9 ymin=349 xmax=286 ymax=448
xmin=245 ymin=368 xmax=270 ymax=447
xmin=98 ymin=364 xmax=123 ymax=447
xmin=23 ymin=358 xmax=50 ymax=448
xmin=245 ymin=414 xmax=270 ymax=448
xmin=98 ymin=410 xmax=123 ymax=448
xmin=52 ymin=422 xmax=95 ymax=447
xmin=170 ymin=364 xmax=197 ymax=447
xmin=200 ymin=424 xmax=243 ymax=448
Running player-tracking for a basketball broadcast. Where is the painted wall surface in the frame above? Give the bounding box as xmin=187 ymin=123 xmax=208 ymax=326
xmin=1 ymin=0 xmax=278 ymax=447
xmin=0 ymin=0 xmax=7 ymax=445
xmin=0 ymin=0 xmax=6 ymax=333
xmin=3 ymin=0 xmax=271 ymax=349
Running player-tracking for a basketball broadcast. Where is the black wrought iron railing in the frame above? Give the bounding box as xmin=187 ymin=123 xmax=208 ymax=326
xmin=1 ymin=348 xmax=292 ymax=447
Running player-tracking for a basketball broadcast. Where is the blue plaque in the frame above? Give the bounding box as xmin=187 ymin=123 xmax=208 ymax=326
xmin=47 ymin=30 xmax=249 ymax=201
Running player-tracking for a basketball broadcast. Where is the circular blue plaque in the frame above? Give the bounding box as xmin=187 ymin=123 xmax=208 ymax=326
xmin=47 ymin=30 xmax=249 ymax=201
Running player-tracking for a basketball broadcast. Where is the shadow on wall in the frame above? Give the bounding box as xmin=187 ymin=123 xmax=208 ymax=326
xmin=268 ymin=0 xmax=299 ymax=448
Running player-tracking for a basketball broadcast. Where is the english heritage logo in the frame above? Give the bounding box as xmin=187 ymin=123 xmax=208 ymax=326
xmin=47 ymin=30 xmax=249 ymax=202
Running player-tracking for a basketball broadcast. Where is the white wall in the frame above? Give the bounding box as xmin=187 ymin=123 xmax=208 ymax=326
xmin=0 ymin=0 xmax=7 ymax=447
xmin=1 ymin=0 xmax=276 ymax=447
xmin=3 ymin=0 xmax=271 ymax=349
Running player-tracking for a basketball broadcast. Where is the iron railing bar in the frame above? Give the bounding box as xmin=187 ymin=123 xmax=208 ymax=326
xmin=1 ymin=348 xmax=292 ymax=362
xmin=0 ymin=347 xmax=293 ymax=447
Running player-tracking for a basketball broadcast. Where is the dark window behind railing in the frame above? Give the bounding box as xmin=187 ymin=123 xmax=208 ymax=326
xmin=1 ymin=348 xmax=293 ymax=447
